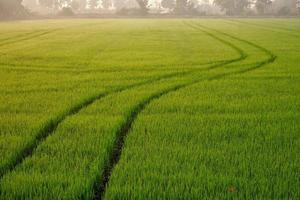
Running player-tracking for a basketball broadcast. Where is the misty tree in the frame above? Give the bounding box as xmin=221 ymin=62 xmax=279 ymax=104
xmin=174 ymin=0 xmax=189 ymax=14
xmin=255 ymin=0 xmax=272 ymax=14
xmin=0 ymin=0 xmax=27 ymax=18
xmin=127 ymin=0 xmax=140 ymax=8
xmin=102 ymin=0 xmax=113 ymax=9
xmin=190 ymin=0 xmax=200 ymax=6
xmin=77 ymin=0 xmax=87 ymax=10
xmin=61 ymin=0 xmax=72 ymax=6
xmin=136 ymin=0 xmax=149 ymax=13
xmin=214 ymin=0 xmax=250 ymax=15
xmin=113 ymin=0 xmax=126 ymax=10
xmin=273 ymin=0 xmax=298 ymax=15
xmin=161 ymin=0 xmax=176 ymax=9
xmin=189 ymin=0 xmax=200 ymax=11
xmin=39 ymin=0 xmax=54 ymax=8
xmin=70 ymin=0 xmax=80 ymax=10
xmin=39 ymin=0 xmax=61 ymax=9
xmin=23 ymin=0 xmax=38 ymax=9
xmin=174 ymin=0 xmax=198 ymax=14
xmin=56 ymin=0 xmax=70 ymax=8
xmin=89 ymin=0 xmax=100 ymax=9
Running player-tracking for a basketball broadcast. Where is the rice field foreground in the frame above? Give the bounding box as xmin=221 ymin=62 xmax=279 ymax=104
xmin=0 ymin=19 xmax=299 ymax=199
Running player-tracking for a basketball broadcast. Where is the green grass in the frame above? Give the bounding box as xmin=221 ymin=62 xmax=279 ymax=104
xmin=0 ymin=19 xmax=299 ymax=199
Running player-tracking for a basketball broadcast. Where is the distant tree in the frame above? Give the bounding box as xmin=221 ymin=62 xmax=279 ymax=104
xmin=174 ymin=0 xmax=189 ymax=14
xmin=78 ymin=0 xmax=87 ymax=10
xmin=255 ymin=0 xmax=272 ymax=14
xmin=23 ymin=0 xmax=38 ymax=9
xmin=214 ymin=0 xmax=250 ymax=15
xmin=127 ymin=0 xmax=140 ymax=8
xmin=0 ymin=0 xmax=27 ymax=18
xmin=39 ymin=0 xmax=59 ymax=9
xmin=135 ymin=0 xmax=149 ymax=14
xmin=102 ymin=0 xmax=112 ymax=9
xmin=191 ymin=0 xmax=200 ymax=6
xmin=61 ymin=0 xmax=72 ymax=7
xmin=89 ymin=0 xmax=100 ymax=9
xmin=188 ymin=0 xmax=200 ymax=13
xmin=161 ymin=0 xmax=176 ymax=9
xmin=70 ymin=0 xmax=80 ymax=10
xmin=173 ymin=0 xmax=198 ymax=14
xmin=113 ymin=0 xmax=126 ymax=10
xmin=235 ymin=0 xmax=250 ymax=14
xmin=273 ymin=0 xmax=297 ymax=15
xmin=39 ymin=0 xmax=51 ymax=8
xmin=58 ymin=6 xmax=74 ymax=14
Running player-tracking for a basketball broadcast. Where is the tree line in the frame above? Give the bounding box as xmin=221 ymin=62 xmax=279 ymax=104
xmin=1 ymin=0 xmax=300 ymax=19
xmin=214 ymin=0 xmax=299 ymax=15
xmin=0 ymin=0 xmax=28 ymax=18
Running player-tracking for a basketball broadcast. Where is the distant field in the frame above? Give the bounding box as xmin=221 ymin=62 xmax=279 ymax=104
xmin=0 ymin=19 xmax=299 ymax=199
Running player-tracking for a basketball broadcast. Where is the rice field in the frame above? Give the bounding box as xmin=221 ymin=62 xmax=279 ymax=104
xmin=0 ymin=19 xmax=299 ymax=199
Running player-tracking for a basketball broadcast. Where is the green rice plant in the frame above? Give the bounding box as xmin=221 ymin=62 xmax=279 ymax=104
xmin=103 ymin=20 xmax=300 ymax=200
xmin=0 ymin=20 xmax=240 ymax=180
xmin=2 ymin=18 xmax=243 ymax=198
xmin=0 ymin=19 xmax=299 ymax=199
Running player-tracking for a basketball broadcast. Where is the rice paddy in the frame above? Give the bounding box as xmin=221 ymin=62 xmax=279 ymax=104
xmin=0 ymin=19 xmax=299 ymax=199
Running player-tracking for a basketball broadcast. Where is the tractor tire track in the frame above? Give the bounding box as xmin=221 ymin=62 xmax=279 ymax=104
xmin=0 ymin=68 xmax=211 ymax=179
xmin=0 ymin=20 xmax=247 ymax=188
xmin=0 ymin=29 xmax=59 ymax=48
xmin=95 ymin=21 xmax=277 ymax=200
xmin=0 ymin=22 xmax=116 ymax=74
xmin=0 ymin=21 xmax=110 ymax=49
xmin=0 ymin=31 xmax=44 ymax=44
xmin=0 ymin=30 xmax=51 ymax=44
xmin=0 ymin=21 xmax=106 ymax=48
xmin=191 ymin=22 xmax=277 ymax=63
xmin=0 ymin=59 xmax=226 ymax=73
xmin=0 ymin=60 xmax=232 ymax=96
xmin=93 ymin=22 xmax=251 ymax=200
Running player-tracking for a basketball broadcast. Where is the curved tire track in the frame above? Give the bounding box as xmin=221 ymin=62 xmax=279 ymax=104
xmin=96 ymin=21 xmax=277 ymax=200
xmin=0 ymin=23 xmax=246 ymax=180
xmin=0 ymin=61 xmax=227 ymax=96
xmin=0 ymin=68 xmax=215 ymax=179
xmin=0 ymin=59 xmax=226 ymax=73
xmin=93 ymin=21 xmax=253 ymax=200
xmin=191 ymin=22 xmax=277 ymax=66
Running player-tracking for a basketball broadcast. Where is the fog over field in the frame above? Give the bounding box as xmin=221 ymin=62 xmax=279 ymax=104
xmin=1 ymin=0 xmax=299 ymax=18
